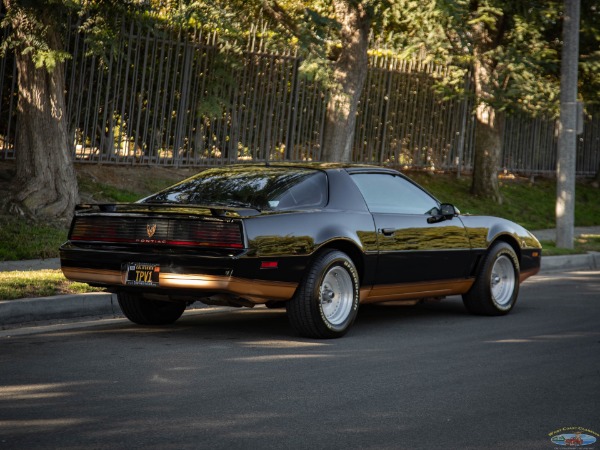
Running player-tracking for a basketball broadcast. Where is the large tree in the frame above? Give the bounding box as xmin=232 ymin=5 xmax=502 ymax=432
xmin=389 ymin=1 xmax=565 ymax=203
xmin=1 ymin=0 xmax=150 ymax=221
xmin=0 ymin=0 xmax=194 ymax=221
xmin=261 ymin=0 xmax=388 ymax=162
xmin=392 ymin=0 xmax=600 ymax=202
xmin=0 ymin=0 xmax=300 ymax=222
xmin=1 ymin=0 xmax=78 ymax=221
xmin=320 ymin=1 xmax=371 ymax=162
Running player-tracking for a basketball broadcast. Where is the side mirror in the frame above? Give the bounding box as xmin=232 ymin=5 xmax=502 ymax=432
xmin=440 ymin=203 xmax=457 ymax=219
xmin=427 ymin=203 xmax=458 ymax=224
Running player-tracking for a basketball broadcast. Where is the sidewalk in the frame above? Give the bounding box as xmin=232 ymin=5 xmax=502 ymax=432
xmin=0 ymin=258 xmax=60 ymax=272
xmin=1 ymin=227 xmax=599 ymax=327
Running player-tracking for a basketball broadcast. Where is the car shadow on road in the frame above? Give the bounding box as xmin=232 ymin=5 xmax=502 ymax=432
xmin=169 ymin=297 xmax=472 ymax=338
xmin=19 ymin=294 xmax=533 ymax=343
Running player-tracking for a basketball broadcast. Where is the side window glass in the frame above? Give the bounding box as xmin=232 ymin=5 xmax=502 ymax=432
xmin=351 ymin=173 xmax=438 ymax=214
xmin=271 ymin=172 xmax=327 ymax=210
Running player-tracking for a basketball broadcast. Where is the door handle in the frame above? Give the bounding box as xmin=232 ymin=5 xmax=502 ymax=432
xmin=380 ymin=228 xmax=396 ymax=236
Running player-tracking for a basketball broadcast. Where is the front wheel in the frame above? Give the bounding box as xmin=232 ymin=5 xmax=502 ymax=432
xmin=462 ymin=242 xmax=520 ymax=316
xmin=117 ymin=292 xmax=186 ymax=325
xmin=287 ymin=250 xmax=360 ymax=339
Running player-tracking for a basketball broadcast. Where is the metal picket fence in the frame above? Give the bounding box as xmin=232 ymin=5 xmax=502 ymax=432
xmin=1 ymin=20 xmax=599 ymax=176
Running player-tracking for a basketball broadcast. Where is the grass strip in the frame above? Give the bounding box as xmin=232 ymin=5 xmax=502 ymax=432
xmin=0 ymin=215 xmax=67 ymax=261
xmin=540 ymin=234 xmax=600 ymax=256
xmin=0 ymin=270 xmax=104 ymax=301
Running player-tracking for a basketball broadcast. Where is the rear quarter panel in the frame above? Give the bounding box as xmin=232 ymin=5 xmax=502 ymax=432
xmin=239 ymin=210 xmax=377 ymax=283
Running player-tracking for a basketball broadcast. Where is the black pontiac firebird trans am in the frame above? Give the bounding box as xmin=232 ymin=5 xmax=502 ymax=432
xmin=60 ymin=164 xmax=541 ymax=338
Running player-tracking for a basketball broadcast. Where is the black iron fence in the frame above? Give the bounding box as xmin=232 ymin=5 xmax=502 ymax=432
xmin=1 ymin=21 xmax=599 ymax=175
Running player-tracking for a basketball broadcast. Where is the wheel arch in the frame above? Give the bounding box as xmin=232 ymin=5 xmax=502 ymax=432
xmin=468 ymin=234 xmax=522 ymax=279
xmin=312 ymin=239 xmax=366 ymax=284
xmin=491 ymin=234 xmax=522 ymax=265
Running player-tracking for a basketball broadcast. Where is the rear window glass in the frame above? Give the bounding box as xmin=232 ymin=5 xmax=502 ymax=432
xmin=142 ymin=166 xmax=327 ymax=211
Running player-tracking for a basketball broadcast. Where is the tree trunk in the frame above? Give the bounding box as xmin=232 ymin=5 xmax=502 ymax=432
xmin=3 ymin=2 xmax=79 ymax=222
xmin=470 ymin=24 xmax=503 ymax=203
xmin=471 ymin=103 xmax=503 ymax=204
xmin=321 ymin=0 xmax=370 ymax=162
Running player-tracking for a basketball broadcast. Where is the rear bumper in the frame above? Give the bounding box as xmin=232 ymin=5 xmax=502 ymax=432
xmin=60 ymin=243 xmax=302 ymax=304
xmin=61 ymin=266 xmax=297 ymax=303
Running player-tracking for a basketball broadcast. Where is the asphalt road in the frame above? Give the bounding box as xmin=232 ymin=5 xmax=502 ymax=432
xmin=1 ymin=270 xmax=599 ymax=450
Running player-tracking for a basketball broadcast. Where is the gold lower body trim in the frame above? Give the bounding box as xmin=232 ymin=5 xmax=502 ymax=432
xmin=62 ymin=267 xmax=297 ymax=303
xmin=360 ymin=278 xmax=474 ymax=304
xmin=62 ymin=267 xmax=122 ymax=285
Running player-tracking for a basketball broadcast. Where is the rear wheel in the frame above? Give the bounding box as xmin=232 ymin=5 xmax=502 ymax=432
xmin=117 ymin=291 xmax=186 ymax=325
xmin=462 ymin=242 xmax=520 ymax=315
xmin=287 ymin=250 xmax=359 ymax=339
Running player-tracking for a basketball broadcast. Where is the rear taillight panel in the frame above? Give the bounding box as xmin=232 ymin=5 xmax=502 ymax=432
xmin=70 ymin=216 xmax=244 ymax=249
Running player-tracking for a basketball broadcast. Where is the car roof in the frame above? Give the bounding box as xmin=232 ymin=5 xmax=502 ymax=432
xmin=225 ymin=162 xmax=401 ymax=175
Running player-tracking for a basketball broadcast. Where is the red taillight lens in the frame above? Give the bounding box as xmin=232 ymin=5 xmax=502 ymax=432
xmin=186 ymin=222 xmax=243 ymax=247
xmin=70 ymin=217 xmax=244 ymax=249
xmin=70 ymin=217 xmax=129 ymax=243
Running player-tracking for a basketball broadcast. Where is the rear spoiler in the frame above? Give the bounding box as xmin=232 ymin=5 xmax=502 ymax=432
xmin=74 ymin=203 xmax=261 ymax=218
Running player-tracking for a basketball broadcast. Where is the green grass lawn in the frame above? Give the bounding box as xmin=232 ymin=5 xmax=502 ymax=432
xmin=409 ymin=172 xmax=600 ymax=231
xmin=0 ymin=269 xmax=104 ymax=301
xmin=0 ymin=216 xmax=68 ymax=260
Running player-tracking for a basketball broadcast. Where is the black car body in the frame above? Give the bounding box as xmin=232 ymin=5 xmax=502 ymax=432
xmin=60 ymin=164 xmax=542 ymax=338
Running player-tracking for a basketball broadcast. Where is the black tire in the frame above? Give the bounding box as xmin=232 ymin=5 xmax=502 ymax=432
xmin=287 ymin=250 xmax=360 ymax=339
xmin=117 ymin=291 xmax=186 ymax=325
xmin=462 ymin=241 xmax=520 ymax=316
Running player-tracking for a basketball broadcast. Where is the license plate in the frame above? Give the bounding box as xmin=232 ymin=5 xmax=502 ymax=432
xmin=125 ymin=262 xmax=160 ymax=287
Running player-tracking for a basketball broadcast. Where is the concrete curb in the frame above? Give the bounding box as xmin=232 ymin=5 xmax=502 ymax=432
xmin=0 ymin=292 xmax=121 ymax=326
xmin=539 ymin=252 xmax=599 ymax=273
xmin=1 ymin=254 xmax=598 ymax=327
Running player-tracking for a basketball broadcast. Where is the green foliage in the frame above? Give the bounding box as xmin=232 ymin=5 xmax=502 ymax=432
xmin=578 ymin=0 xmax=600 ymax=105
xmin=4 ymin=0 xmax=598 ymax=115
xmin=30 ymin=48 xmax=71 ymax=71
xmin=0 ymin=0 xmax=74 ymax=73
xmin=384 ymin=0 xmax=600 ymax=114
xmin=1 ymin=1 xmax=149 ymax=73
xmin=257 ymin=1 xmax=401 ymax=78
